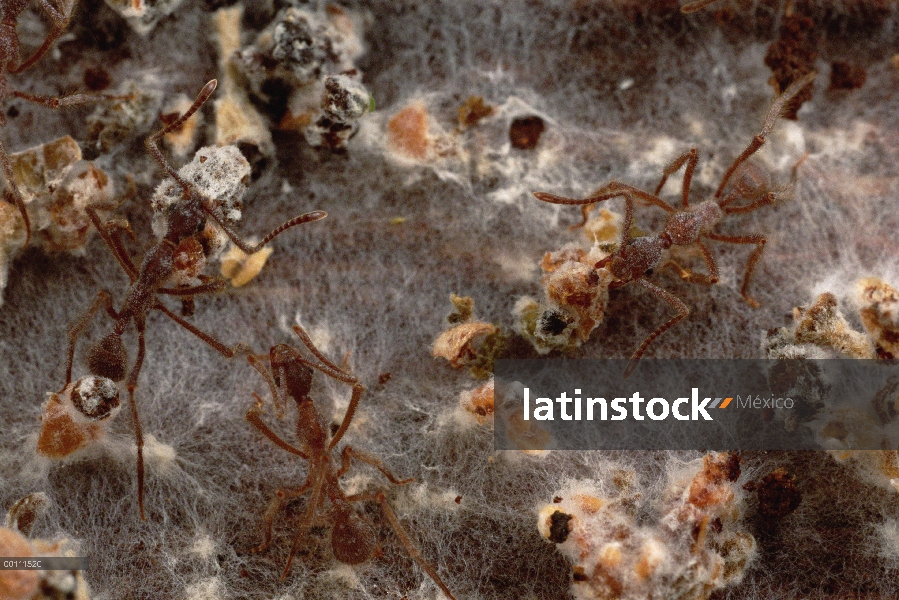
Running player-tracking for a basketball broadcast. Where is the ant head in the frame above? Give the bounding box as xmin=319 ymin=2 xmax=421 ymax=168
xmin=270 ymin=344 xmax=314 ymax=401
xmin=87 ymin=333 xmax=128 ymax=382
xmin=164 ymin=201 xmax=207 ymax=245
xmin=330 ymin=504 xmax=376 ymax=564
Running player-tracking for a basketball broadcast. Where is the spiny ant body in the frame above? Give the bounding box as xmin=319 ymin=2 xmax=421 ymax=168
xmin=534 ymin=72 xmax=815 ymax=377
xmin=62 ymin=80 xmax=327 ymax=519
xmin=245 ymin=325 xmax=458 ymax=599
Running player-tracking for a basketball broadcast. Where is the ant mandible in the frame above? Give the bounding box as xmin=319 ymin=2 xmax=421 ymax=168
xmin=1 ymin=0 xmax=107 ymax=246
xmin=534 ymin=72 xmax=815 ymax=377
xmin=62 ymin=79 xmax=327 ymax=520
xmin=245 ymin=325 xmax=458 ymax=599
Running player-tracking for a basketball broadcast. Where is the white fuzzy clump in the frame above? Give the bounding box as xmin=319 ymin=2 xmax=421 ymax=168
xmin=539 ymin=454 xmax=755 ymax=600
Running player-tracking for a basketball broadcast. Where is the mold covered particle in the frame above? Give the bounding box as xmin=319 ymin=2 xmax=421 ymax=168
xmin=232 ymin=4 xmax=370 ymax=150
xmin=388 ymin=102 xmax=431 ymax=161
xmin=509 ymin=115 xmax=545 ymax=149
xmin=151 ymin=145 xmax=250 ymax=238
xmin=103 ymin=0 xmax=186 ymax=35
xmin=219 ymin=243 xmax=273 ymax=287
xmin=213 ymin=5 xmax=275 ymax=160
xmin=87 ymin=82 xmax=164 ymax=153
xmin=0 ymin=137 xmax=115 ymax=307
xmin=857 ymin=277 xmax=899 ymax=357
xmin=791 ymin=293 xmax=875 ymax=358
xmin=457 ymin=96 xmax=494 ymax=129
xmin=764 ymin=11 xmax=817 ymax=119
xmin=743 ymin=468 xmax=801 ymax=520
xmin=829 ymin=61 xmax=867 ymax=91
xmin=539 ymin=453 xmax=754 ymax=600
xmin=459 ymin=378 xmax=495 ymax=424
xmin=37 ymin=376 xmax=121 ymax=459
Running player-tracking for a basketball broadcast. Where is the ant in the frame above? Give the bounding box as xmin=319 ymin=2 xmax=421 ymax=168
xmin=244 ymin=325 xmax=458 ymax=599
xmin=62 ymin=79 xmax=327 ymax=519
xmin=534 ymin=72 xmax=815 ymax=377
xmin=1 ymin=0 xmax=112 ymax=246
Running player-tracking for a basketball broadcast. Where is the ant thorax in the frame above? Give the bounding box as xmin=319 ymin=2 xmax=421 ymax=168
xmin=665 ymin=200 xmax=724 ymax=246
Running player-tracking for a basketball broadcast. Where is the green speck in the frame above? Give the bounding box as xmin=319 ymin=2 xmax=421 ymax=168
xmin=368 ymin=95 xmax=376 ymax=112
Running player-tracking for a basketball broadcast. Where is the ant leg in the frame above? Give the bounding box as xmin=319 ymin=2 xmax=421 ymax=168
xmin=606 ymin=182 xmax=676 ymax=213
xmin=246 ymin=394 xmax=309 ymax=458
xmin=252 ymin=482 xmax=312 ymax=554
xmin=347 ymin=491 xmax=458 ymax=600
xmin=327 ymin=383 xmax=364 ymax=450
xmin=290 ymin=325 xmax=357 ymax=382
xmin=158 ymin=279 xmax=228 ymax=296
xmin=654 ymin=148 xmax=697 ymax=208
xmin=36 ymin=0 xmax=71 ymax=26
xmin=705 ymin=232 xmax=766 ymax=308
xmin=283 ymin=326 xmax=363 ymax=449
xmin=618 ymin=190 xmax=636 ymax=248
xmin=128 ymin=320 xmax=148 ymax=521
xmin=85 ymin=207 xmax=138 ymax=281
xmin=715 ymin=72 xmax=816 ymax=198
xmin=151 ymin=301 xmax=251 ymax=358
xmin=719 ymin=184 xmax=768 ymax=210
xmin=337 ymin=446 xmax=414 ymax=485
xmin=11 ymin=90 xmax=112 ymax=109
xmin=64 ymin=290 xmax=118 ymax=387
xmin=533 ymin=187 xmax=628 ymax=207
xmin=282 ymin=470 xmax=327 ymax=579
xmin=790 ymin=152 xmax=809 ymax=185
xmin=535 ymin=184 xmax=674 ymax=214
xmin=624 ymin=279 xmax=690 ymax=378
xmin=663 ymin=240 xmax=719 ymax=284
xmin=722 ymin=191 xmax=776 ymax=214
xmin=567 ymin=204 xmax=593 ymax=230
xmin=0 ymin=139 xmax=31 ymax=246
xmin=203 ymin=207 xmax=328 ymax=255
xmin=9 ymin=0 xmax=76 ymax=73
xmin=247 ymin=356 xmax=288 ymax=418
xmin=146 ymin=80 xmax=218 ymax=197
xmin=11 ymin=18 xmax=70 ymax=74
xmin=680 ymin=0 xmax=719 ymax=12
xmin=287 ymin=326 xmax=359 ymax=382
xmin=723 ymin=152 xmax=806 ymax=210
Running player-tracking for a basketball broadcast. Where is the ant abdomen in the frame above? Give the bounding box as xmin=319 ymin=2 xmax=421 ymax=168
xmin=331 ymin=508 xmax=376 ymax=565
xmin=86 ymin=333 xmax=128 ymax=382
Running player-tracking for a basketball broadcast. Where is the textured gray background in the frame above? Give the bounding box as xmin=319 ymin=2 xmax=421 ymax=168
xmin=1 ymin=1 xmax=898 ymax=598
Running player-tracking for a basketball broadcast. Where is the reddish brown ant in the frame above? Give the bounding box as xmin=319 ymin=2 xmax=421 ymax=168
xmin=62 ymin=80 xmax=327 ymax=519
xmin=245 ymin=325 xmax=458 ymax=599
xmin=1 ymin=0 xmax=116 ymax=246
xmin=534 ymin=72 xmax=815 ymax=377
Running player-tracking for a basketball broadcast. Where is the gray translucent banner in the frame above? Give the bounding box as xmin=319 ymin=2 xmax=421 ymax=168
xmin=493 ymin=359 xmax=899 ymax=450
xmin=0 ymin=557 xmax=88 ymax=570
